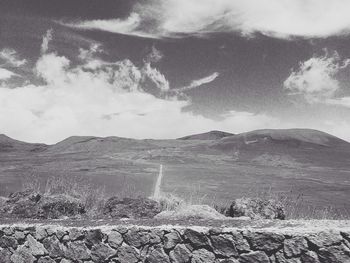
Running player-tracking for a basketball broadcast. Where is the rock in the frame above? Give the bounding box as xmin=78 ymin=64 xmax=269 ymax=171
xmin=164 ymin=231 xmax=182 ymax=249
xmin=0 ymin=190 xmax=85 ymax=219
xmin=0 ymin=235 xmax=17 ymax=249
xmin=191 ymin=249 xmax=216 ymax=263
xmin=103 ymin=197 xmax=161 ymax=219
xmin=68 ymin=228 xmax=85 ymax=240
xmin=306 ymin=232 xmax=343 ymax=248
xmin=184 ymin=229 xmax=210 ymax=248
xmin=10 ymin=245 xmax=35 ymax=263
xmin=39 ymin=194 xmax=85 ymax=219
xmin=284 ymin=237 xmax=308 ymax=258
xmin=124 ymin=228 xmax=150 ymax=248
xmin=169 ymin=244 xmax=192 ymax=263
xmin=60 ymin=260 xmax=73 ymax=263
xmin=230 ymin=231 xmax=250 ymax=253
xmin=149 ymin=230 xmax=162 ymax=244
xmin=108 ymin=231 xmax=123 ymax=248
xmin=84 ymin=229 xmax=104 ymax=247
xmin=146 ymin=245 xmax=170 ymax=263
xmin=91 ymin=243 xmax=116 ymax=261
xmin=239 ymin=251 xmax=270 ymax=263
xmin=275 ymin=250 xmax=301 ymax=263
xmin=35 ymin=228 xmax=48 ymax=241
xmin=37 ymin=257 xmax=56 ymax=263
xmin=117 ymin=245 xmax=139 ymax=263
xmin=156 ymin=205 xmax=226 ymax=220
xmin=300 ymin=251 xmax=320 ymax=263
xmin=318 ymin=244 xmax=350 ymax=263
xmin=244 ymin=231 xmax=284 ymax=252
xmin=13 ymin=231 xmax=25 ymax=240
xmin=42 ymin=235 xmax=66 ymax=258
xmin=65 ymin=241 xmax=91 ymax=261
xmin=226 ymin=197 xmax=285 ymax=220
xmin=219 ymin=259 xmax=239 ymax=263
xmin=26 ymin=235 xmax=47 ymax=256
xmin=210 ymin=234 xmax=238 ymax=257
xmin=0 ymin=248 xmax=12 ymax=263
xmin=341 ymin=231 xmax=350 ymax=242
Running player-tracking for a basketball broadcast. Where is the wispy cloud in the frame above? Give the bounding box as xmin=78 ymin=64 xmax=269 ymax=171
xmin=64 ymin=0 xmax=350 ymax=39
xmin=0 ymin=68 xmax=16 ymax=80
xmin=284 ymin=50 xmax=350 ymax=104
xmin=41 ymin=29 xmax=53 ymax=53
xmin=175 ymin=72 xmax=219 ymax=92
xmin=0 ymin=48 xmax=27 ymax=67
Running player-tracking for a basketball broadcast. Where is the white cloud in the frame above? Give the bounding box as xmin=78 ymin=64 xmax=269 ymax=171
xmin=0 ymin=48 xmax=27 ymax=67
xmin=0 ymin=32 xmax=284 ymax=143
xmin=326 ymin=97 xmax=350 ymax=108
xmin=284 ymin=51 xmax=350 ymax=103
xmin=41 ymin=29 xmax=53 ymax=53
xmin=65 ymin=0 xmax=350 ymax=39
xmin=0 ymin=68 xmax=16 ymax=80
xmin=176 ymin=72 xmax=219 ymax=92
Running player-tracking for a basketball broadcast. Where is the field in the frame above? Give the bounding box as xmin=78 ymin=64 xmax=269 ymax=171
xmin=1 ymin=129 xmax=350 ymax=219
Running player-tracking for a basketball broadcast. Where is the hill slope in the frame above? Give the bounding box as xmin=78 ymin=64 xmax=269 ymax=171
xmin=178 ymin=130 xmax=234 ymax=140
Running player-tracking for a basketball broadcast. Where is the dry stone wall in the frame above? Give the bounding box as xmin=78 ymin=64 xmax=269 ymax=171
xmin=0 ymin=223 xmax=349 ymax=263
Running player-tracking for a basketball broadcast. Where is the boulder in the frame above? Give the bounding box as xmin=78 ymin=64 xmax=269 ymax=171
xmin=284 ymin=237 xmax=308 ymax=258
xmin=146 ymin=245 xmax=170 ymax=263
xmin=0 ymin=190 xmax=85 ymax=219
xmin=184 ymin=229 xmax=210 ymax=249
xmin=117 ymin=245 xmax=139 ymax=263
xmin=103 ymin=197 xmax=161 ymax=219
xmin=226 ymin=198 xmax=285 ymax=220
xmin=317 ymin=244 xmax=350 ymax=263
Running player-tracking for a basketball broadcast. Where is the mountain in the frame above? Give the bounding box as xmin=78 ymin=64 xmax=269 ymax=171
xmin=0 ymin=134 xmax=47 ymax=153
xmin=178 ymin=130 xmax=234 ymax=140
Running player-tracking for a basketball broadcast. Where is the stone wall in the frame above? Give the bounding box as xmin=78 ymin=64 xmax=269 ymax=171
xmin=0 ymin=222 xmax=349 ymax=263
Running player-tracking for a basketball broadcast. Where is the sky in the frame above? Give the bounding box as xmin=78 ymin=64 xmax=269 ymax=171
xmin=1 ymin=0 xmax=350 ymax=143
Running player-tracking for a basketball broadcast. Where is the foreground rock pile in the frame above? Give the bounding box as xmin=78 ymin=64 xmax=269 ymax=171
xmin=0 ymin=224 xmax=349 ymax=263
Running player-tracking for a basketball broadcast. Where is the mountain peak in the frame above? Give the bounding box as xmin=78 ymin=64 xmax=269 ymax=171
xmin=178 ymin=130 xmax=234 ymax=140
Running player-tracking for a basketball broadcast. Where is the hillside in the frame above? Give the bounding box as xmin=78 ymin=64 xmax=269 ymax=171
xmin=0 ymin=129 xmax=350 ymax=216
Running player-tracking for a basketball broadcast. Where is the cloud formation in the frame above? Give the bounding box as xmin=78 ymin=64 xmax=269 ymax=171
xmin=175 ymin=72 xmax=219 ymax=92
xmin=0 ymin=68 xmax=16 ymax=80
xmin=0 ymin=31 xmax=282 ymax=143
xmin=65 ymin=0 xmax=350 ymax=39
xmin=0 ymin=48 xmax=27 ymax=67
xmin=284 ymin=51 xmax=350 ymax=104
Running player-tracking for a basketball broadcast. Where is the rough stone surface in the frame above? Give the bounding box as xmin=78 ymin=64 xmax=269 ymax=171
xmin=317 ymin=244 xmax=350 ymax=263
xmin=244 ymin=231 xmax=285 ymax=252
xmin=117 ymin=245 xmax=139 ymax=263
xmin=300 ymin=251 xmax=320 ymax=263
xmin=169 ymin=244 xmax=192 ymax=263
xmin=0 ymin=224 xmax=349 ymax=263
xmin=284 ymin=237 xmax=308 ymax=258
xmin=108 ymin=230 xmax=123 ymax=248
xmin=239 ymin=251 xmax=270 ymax=263
xmin=146 ymin=245 xmax=170 ymax=263
xmin=103 ymin=197 xmax=161 ymax=219
xmin=0 ymin=190 xmax=85 ymax=219
xmin=211 ymin=234 xmax=238 ymax=257
xmin=226 ymin=197 xmax=285 ymax=220
xmin=184 ymin=229 xmax=210 ymax=248
xmin=164 ymin=231 xmax=182 ymax=249
xmin=191 ymin=249 xmax=215 ymax=263
xmin=306 ymin=231 xmax=343 ymax=248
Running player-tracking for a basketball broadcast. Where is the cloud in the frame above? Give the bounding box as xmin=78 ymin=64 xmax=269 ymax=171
xmin=41 ymin=29 xmax=53 ymax=53
xmin=0 ymin=31 xmax=284 ymax=143
xmin=0 ymin=68 xmax=16 ymax=80
xmin=284 ymin=51 xmax=350 ymax=103
xmin=176 ymin=72 xmax=220 ymax=92
xmin=0 ymin=48 xmax=27 ymax=67
xmin=64 ymin=0 xmax=350 ymax=39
